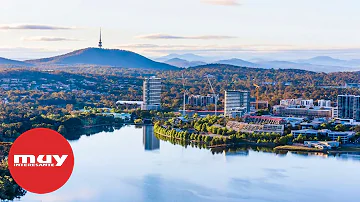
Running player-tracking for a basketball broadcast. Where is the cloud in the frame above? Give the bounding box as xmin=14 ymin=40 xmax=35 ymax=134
xmin=0 ymin=24 xmax=73 ymax=30
xmin=201 ymin=0 xmax=240 ymax=6
xmin=136 ymin=34 xmax=236 ymax=40
xmin=22 ymin=36 xmax=80 ymax=41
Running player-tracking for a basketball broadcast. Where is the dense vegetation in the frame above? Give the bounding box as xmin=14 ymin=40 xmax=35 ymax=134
xmin=0 ymin=111 xmax=126 ymax=142
xmin=155 ymin=115 xmax=295 ymax=146
xmin=155 ymin=114 xmax=359 ymax=149
xmin=159 ymin=65 xmax=360 ymax=107
xmin=0 ymin=143 xmax=26 ymax=200
xmin=0 ymin=64 xmax=359 ymax=141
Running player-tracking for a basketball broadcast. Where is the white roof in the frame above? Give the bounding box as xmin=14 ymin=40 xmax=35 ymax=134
xmin=116 ymin=101 xmax=143 ymax=105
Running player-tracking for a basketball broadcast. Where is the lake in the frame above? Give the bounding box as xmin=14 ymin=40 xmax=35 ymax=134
xmin=22 ymin=125 xmax=360 ymax=202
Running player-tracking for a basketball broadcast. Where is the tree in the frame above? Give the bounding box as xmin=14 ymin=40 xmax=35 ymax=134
xmin=354 ymin=125 xmax=360 ymax=133
xmin=278 ymin=136 xmax=288 ymax=145
xmin=295 ymin=134 xmax=306 ymax=143
xmin=337 ymin=136 xmax=342 ymax=144
xmin=0 ymin=159 xmax=27 ymax=200
xmin=57 ymin=125 xmax=67 ymax=135
xmin=335 ymin=124 xmax=345 ymax=132
xmin=206 ymin=136 xmax=213 ymax=142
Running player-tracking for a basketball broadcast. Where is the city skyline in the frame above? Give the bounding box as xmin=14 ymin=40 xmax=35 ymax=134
xmin=1 ymin=0 xmax=360 ymax=60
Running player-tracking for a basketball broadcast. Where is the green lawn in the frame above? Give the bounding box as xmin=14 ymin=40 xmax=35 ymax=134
xmin=274 ymin=145 xmax=323 ymax=152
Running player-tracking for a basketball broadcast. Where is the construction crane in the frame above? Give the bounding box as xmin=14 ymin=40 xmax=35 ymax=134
xmin=206 ymin=74 xmax=218 ymax=116
xmin=253 ymin=84 xmax=260 ymax=110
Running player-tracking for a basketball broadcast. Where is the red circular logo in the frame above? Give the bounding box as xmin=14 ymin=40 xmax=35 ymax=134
xmin=8 ymin=128 xmax=74 ymax=194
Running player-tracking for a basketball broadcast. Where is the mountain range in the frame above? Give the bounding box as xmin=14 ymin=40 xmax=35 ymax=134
xmin=156 ymin=53 xmax=208 ymax=62
xmin=215 ymin=58 xmax=257 ymax=68
xmin=158 ymin=54 xmax=360 ymax=72
xmin=164 ymin=58 xmax=206 ymax=68
xmin=0 ymin=48 xmax=359 ymax=72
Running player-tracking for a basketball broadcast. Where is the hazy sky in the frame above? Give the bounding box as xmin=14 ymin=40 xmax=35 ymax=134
xmin=0 ymin=0 xmax=359 ymax=60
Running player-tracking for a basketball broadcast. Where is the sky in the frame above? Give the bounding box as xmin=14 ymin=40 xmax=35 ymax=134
xmin=0 ymin=0 xmax=360 ymax=60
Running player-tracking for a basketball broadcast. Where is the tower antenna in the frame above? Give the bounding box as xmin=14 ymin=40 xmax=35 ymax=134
xmin=98 ymin=28 xmax=103 ymax=48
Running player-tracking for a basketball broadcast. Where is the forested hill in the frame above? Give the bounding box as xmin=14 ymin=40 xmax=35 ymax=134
xmin=0 ymin=64 xmax=359 ymax=109
xmin=157 ymin=64 xmax=360 ymax=107
xmin=180 ymin=63 xmax=360 ymax=86
xmin=26 ymin=48 xmax=178 ymax=70
xmin=0 ymin=57 xmax=32 ymax=67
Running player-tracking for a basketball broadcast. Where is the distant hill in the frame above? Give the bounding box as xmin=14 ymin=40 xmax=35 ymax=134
xmin=164 ymin=58 xmax=206 ymax=68
xmin=214 ymin=58 xmax=257 ymax=67
xmin=189 ymin=63 xmax=317 ymax=74
xmin=257 ymin=60 xmax=348 ymax=72
xmin=296 ymin=56 xmax=360 ymax=67
xmin=0 ymin=57 xmax=32 ymax=67
xmin=26 ymin=48 xmax=178 ymax=70
xmin=156 ymin=53 xmax=208 ymax=62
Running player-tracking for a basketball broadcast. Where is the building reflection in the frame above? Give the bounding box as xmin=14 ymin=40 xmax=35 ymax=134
xmin=143 ymin=125 xmax=160 ymax=151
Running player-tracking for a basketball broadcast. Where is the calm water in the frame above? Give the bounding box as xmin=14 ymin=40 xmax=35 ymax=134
xmin=22 ymin=125 xmax=360 ymax=202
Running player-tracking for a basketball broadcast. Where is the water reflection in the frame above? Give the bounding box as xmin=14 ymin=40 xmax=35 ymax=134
xmin=65 ymin=125 xmax=122 ymax=141
xmin=21 ymin=126 xmax=360 ymax=202
xmin=143 ymin=125 xmax=160 ymax=151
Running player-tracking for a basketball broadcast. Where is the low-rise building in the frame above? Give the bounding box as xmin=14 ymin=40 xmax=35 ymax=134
xmin=318 ymin=100 xmax=331 ymax=108
xmin=243 ymin=115 xmax=286 ymax=125
xmin=273 ymin=98 xmax=336 ymax=118
xmin=273 ymin=105 xmax=333 ymax=118
xmin=334 ymin=118 xmax=360 ymax=126
xmin=327 ymin=131 xmax=356 ymax=143
xmin=304 ymin=141 xmax=340 ymax=149
xmin=227 ymin=121 xmax=284 ymax=135
xmin=186 ymin=94 xmax=217 ymax=107
xmin=291 ymin=129 xmax=355 ymax=143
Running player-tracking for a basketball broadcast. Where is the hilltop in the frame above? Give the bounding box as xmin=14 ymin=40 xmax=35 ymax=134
xmin=26 ymin=48 xmax=177 ymax=70
xmin=0 ymin=57 xmax=32 ymax=67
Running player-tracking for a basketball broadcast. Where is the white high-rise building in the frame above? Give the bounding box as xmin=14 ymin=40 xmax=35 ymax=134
xmin=300 ymin=99 xmax=314 ymax=108
xmin=224 ymin=90 xmax=250 ymax=117
xmin=142 ymin=76 xmax=161 ymax=110
xmin=318 ymin=99 xmax=331 ymax=108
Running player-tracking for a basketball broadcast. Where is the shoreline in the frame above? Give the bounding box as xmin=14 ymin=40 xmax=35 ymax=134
xmin=156 ymin=131 xmax=360 ymax=154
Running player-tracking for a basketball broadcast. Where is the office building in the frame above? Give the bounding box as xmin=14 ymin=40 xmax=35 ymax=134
xmin=273 ymin=105 xmax=333 ymax=118
xmin=273 ymin=98 xmax=334 ymax=118
xmin=291 ymin=129 xmax=355 ymax=144
xmin=142 ymin=76 xmax=162 ymax=110
xmin=186 ymin=94 xmax=216 ymax=106
xmin=300 ymin=99 xmax=314 ymax=108
xmin=337 ymin=95 xmax=360 ymax=121
xmin=332 ymin=107 xmax=338 ymax=118
xmin=224 ymin=90 xmax=250 ymax=117
xmin=280 ymin=98 xmax=302 ymax=106
xmin=355 ymin=96 xmax=360 ymax=121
